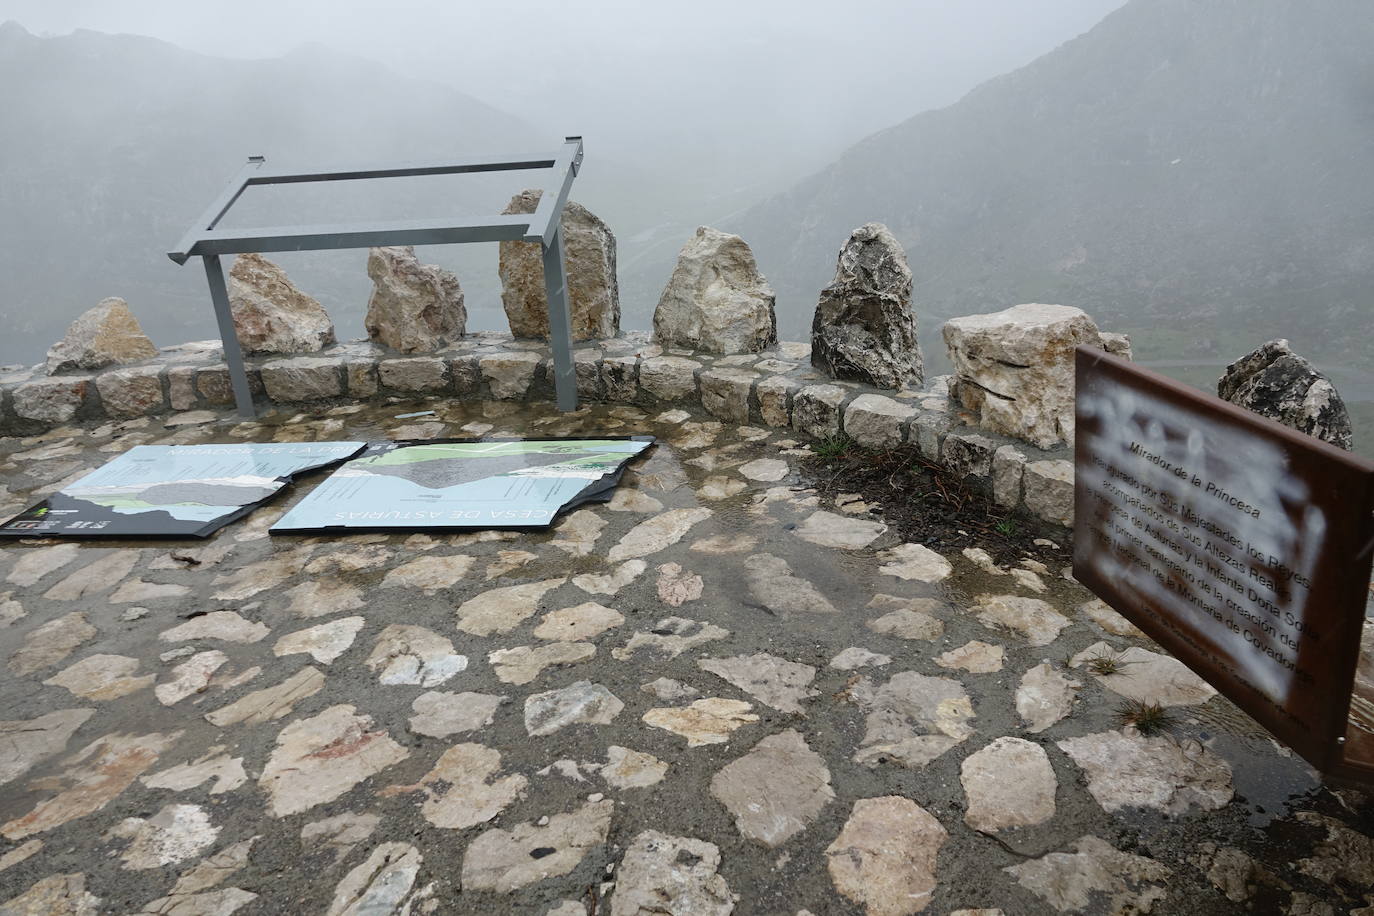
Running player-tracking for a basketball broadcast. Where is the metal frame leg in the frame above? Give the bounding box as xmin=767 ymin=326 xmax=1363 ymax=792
xmin=541 ymin=224 xmax=578 ymax=412
xmin=202 ymin=254 xmax=256 ymax=418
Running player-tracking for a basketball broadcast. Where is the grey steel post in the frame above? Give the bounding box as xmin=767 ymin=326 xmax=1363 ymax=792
xmin=541 ymin=224 xmax=578 ymax=412
xmin=202 ymin=254 xmax=255 ymax=418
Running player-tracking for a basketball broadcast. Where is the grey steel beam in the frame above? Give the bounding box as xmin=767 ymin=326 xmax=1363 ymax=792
xmin=169 ymin=140 xmax=585 ymax=419
xmin=187 ymin=214 xmax=533 ymax=258
xmin=168 ymin=157 xmax=265 ymax=265
xmin=202 ymin=254 xmax=256 ymax=418
xmin=523 ymin=138 xmax=584 ymax=247
xmin=247 ymin=153 xmax=558 ymax=185
xmin=541 ymin=224 xmax=577 ymax=412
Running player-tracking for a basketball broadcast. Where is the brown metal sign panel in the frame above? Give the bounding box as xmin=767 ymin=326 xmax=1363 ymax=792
xmin=1073 ymin=347 xmax=1374 ymax=776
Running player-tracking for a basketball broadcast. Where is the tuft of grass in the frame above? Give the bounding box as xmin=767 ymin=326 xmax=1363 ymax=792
xmin=1085 ymin=650 xmax=1132 ymax=677
xmin=994 ymin=519 xmax=1017 ymax=537
xmin=811 ymin=433 xmax=855 ymax=459
xmin=1116 ymin=699 xmax=1175 ymax=736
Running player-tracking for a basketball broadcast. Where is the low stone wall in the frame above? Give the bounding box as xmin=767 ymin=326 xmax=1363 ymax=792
xmin=0 ymin=332 xmax=1077 ymax=528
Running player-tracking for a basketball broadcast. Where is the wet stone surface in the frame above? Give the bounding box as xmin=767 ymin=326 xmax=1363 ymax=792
xmin=0 ymin=397 xmax=1369 ymax=915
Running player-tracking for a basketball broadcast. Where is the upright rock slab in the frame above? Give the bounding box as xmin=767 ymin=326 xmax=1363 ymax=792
xmin=228 ymin=253 xmax=335 ymax=355
xmin=46 ymin=297 xmax=157 ymax=374
xmin=811 ymin=223 xmax=922 ymax=390
xmin=653 ymin=226 xmax=777 ymax=355
xmin=1217 ymin=338 xmax=1353 ymax=449
xmin=364 ymin=246 xmax=465 ymax=353
xmin=943 ymin=303 xmax=1104 ymax=449
xmin=499 ymin=189 xmax=618 ymax=340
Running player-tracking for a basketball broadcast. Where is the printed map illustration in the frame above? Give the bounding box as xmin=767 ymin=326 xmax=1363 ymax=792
xmin=271 ymin=437 xmax=655 ymax=532
xmin=0 ymin=442 xmax=366 ymax=538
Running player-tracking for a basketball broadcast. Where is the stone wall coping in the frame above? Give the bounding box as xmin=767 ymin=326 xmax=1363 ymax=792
xmin=0 ymin=333 xmax=1073 ymax=527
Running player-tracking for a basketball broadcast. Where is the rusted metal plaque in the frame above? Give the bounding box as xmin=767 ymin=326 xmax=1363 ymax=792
xmin=1073 ymin=347 xmax=1374 ymax=775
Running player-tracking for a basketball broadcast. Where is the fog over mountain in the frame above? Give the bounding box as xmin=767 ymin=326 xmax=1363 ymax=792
xmin=0 ymin=0 xmax=1123 ymax=364
xmin=736 ymin=0 xmax=1374 ymax=368
xmin=0 ymin=0 xmax=1369 ymax=391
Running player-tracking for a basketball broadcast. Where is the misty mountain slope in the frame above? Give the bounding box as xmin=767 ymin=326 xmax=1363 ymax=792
xmin=0 ymin=22 xmax=543 ymax=363
xmin=732 ymin=0 xmax=1374 ymax=361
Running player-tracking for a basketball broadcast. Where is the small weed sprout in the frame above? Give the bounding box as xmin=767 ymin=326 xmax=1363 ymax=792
xmin=1117 ymin=699 xmax=1175 ymax=736
xmin=995 ymin=518 xmax=1017 ymax=536
xmin=1085 ymin=650 xmax=1132 ymax=677
xmin=811 ymin=434 xmax=855 ymax=459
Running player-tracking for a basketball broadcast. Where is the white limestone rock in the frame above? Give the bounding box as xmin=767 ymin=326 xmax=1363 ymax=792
xmin=643 ymin=698 xmax=759 ymax=746
xmin=971 ymin=594 xmax=1071 ymax=646
xmin=365 ymin=625 xmax=467 ymax=687
xmin=1057 ymin=729 xmax=1234 ymax=815
xmin=364 ymin=246 xmax=465 ymax=353
xmin=461 ymin=800 xmax=613 ymax=893
xmin=382 ymin=743 xmax=526 ymax=829
xmin=524 ymin=681 xmax=624 ymax=736
xmin=743 ymin=554 xmax=837 ymax=614
xmin=325 ymin=842 xmax=421 ymax=916
xmin=406 ymin=691 xmax=506 ymax=740
xmin=610 ymin=830 xmax=735 ymax=916
xmin=1005 ymin=835 xmax=1171 ymax=914
xmin=228 ymin=253 xmax=335 ymax=355
xmin=844 ymin=394 xmax=916 ymax=448
xmin=259 ymin=705 xmax=408 ymax=816
xmin=500 ymin=190 xmax=619 ymax=340
xmin=795 ymin=510 xmax=887 ymax=549
xmin=653 ymin=226 xmax=777 ymax=355
xmin=709 ymin=729 xmax=834 ymax=847
xmin=960 ymin=737 xmax=1057 ymax=832
xmin=1071 ymin=642 xmax=1218 ymax=707
xmin=46 ymin=297 xmax=158 ymax=374
xmin=878 ymin=543 xmax=953 ymax=583
xmin=853 ymin=671 xmax=974 ymax=768
xmin=488 ymin=642 xmax=595 ymax=685
xmin=698 ymin=653 xmax=818 ymax=713
xmin=826 ymin=796 xmax=947 ymax=916
xmin=1016 ymin=663 xmax=1081 ymax=733
xmin=943 ymin=303 xmax=1104 ymax=449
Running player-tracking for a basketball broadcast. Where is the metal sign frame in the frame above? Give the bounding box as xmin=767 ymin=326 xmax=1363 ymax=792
xmin=1073 ymin=347 xmax=1374 ymax=780
xmin=168 ymin=137 xmax=585 ymax=417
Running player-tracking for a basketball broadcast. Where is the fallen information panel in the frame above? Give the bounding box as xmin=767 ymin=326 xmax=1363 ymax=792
xmin=1074 ymin=348 xmax=1374 ymax=779
xmin=0 ymin=442 xmax=366 ymax=539
xmin=271 ymin=437 xmax=655 ymax=533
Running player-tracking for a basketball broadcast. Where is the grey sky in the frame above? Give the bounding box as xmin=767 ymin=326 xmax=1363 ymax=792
xmin=3 ymin=0 xmax=1125 ymax=186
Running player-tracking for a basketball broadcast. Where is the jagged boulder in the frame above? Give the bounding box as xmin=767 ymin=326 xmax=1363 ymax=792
xmin=364 ymin=246 xmax=465 ymax=353
xmin=228 ymin=253 xmax=336 ymax=355
xmin=653 ymin=226 xmax=777 ymax=355
xmin=1218 ymin=339 xmax=1353 ymax=449
xmin=943 ymin=303 xmax=1105 ymax=449
xmin=45 ymin=297 xmax=157 ymax=374
xmin=499 ymin=190 xmax=618 ymax=340
xmin=811 ymin=223 xmax=922 ymax=390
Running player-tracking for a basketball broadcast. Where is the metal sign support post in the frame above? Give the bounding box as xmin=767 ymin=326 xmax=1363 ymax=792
xmin=169 ymin=138 xmax=585 ymax=418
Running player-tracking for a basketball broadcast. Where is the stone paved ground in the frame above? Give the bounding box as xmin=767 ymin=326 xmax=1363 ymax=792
xmin=0 ymin=400 xmax=1371 ymax=916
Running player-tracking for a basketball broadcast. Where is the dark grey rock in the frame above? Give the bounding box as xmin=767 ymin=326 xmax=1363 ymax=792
xmin=1217 ymin=339 xmax=1353 ymax=449
xmin=811 ymin=223 xmax=922 ymax=390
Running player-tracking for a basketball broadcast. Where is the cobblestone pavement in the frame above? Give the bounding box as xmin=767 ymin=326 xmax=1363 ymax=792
xmin=0 ymin=400 xmax=1370 ymax=915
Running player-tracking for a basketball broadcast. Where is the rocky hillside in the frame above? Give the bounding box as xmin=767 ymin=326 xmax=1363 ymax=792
xmin=733 ymin=0 xmax=1374 ymax=363
xmin=0 ymin=22 xmax=540 ymax=363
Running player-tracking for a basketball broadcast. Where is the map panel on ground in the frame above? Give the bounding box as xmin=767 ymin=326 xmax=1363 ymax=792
xmin=270 ymin=437 xmax=655 ymax=533
xmin=1073 ymin=347 xmax=1374 ymax=777
xmin=0 ymin=442 xmax=366 ymax=538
